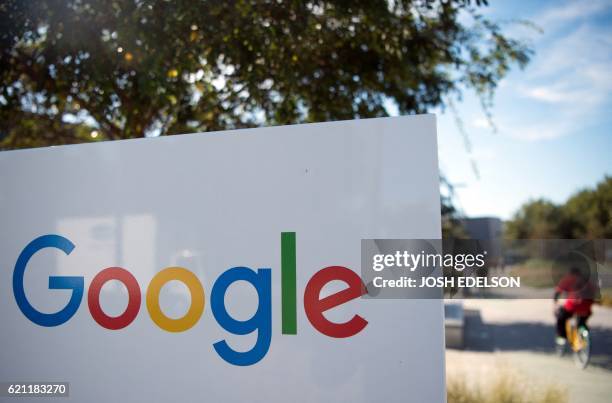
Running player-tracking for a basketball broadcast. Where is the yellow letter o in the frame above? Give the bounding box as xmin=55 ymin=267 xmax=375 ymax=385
xmin=146 ymin=267 xmax=205 ymax=332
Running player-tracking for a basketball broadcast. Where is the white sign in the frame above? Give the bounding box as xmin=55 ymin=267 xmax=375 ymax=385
xmin=0 ymin=116 xmax=445 ymax=402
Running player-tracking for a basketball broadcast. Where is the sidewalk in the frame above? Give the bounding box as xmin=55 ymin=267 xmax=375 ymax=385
xmin=446 ymin=300 xmax=612 ymax=403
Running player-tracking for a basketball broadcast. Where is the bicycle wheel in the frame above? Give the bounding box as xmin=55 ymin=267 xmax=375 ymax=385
xmin=555 ymin=337 xmax=566 ymax=357
xmin=573 ymin=327 xmax=591 ymax=369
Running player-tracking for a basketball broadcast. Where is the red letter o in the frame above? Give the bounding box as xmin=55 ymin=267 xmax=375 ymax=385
xmin=88 ymin=267 xmax=141 ymax=330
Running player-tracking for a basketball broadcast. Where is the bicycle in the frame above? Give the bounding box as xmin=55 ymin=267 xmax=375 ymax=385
xmin=556 ymin=314 xmax=591 ymax=369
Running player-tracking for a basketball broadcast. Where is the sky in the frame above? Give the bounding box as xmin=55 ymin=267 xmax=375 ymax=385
xmin=22 ymin=1 xmax=612 ymax=222
xmin=434 ymin=0 xmax=612 ymax=220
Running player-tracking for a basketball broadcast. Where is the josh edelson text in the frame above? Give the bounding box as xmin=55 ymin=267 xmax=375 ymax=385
xmin=370 ymin=250 xmax=521 ymax=289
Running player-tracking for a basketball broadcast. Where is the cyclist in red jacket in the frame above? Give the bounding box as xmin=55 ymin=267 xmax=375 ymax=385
xmin=554 ymin=266 xmax=596 ymax=347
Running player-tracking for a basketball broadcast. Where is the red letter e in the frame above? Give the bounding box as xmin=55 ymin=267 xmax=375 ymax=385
xmin=304 ymin=266 xmax=368 ymax=338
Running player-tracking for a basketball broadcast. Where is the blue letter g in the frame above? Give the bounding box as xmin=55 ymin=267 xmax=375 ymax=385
xmin=13 ymin=234 xmax=84 ymax=327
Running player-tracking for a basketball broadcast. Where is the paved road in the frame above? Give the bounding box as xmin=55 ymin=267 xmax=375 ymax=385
xmin=446 ymin=300 xmax=612 ymax=403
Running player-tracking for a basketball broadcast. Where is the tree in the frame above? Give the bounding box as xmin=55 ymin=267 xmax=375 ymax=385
xmin=505 ymin=176 xmax=612 ymax=239
xmin=440 ymin=175 xmax=467 ymax=238
xmin=0 ymin=0 xmax=531 ymax=149
xmin=505 ymin=199 xmax=563 ymax=239
xmin=563 ymin=176 xmax=612 ymax=239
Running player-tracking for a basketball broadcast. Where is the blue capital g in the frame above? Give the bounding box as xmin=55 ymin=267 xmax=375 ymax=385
xmin=13 ymin=234 xmax=84 ymax=327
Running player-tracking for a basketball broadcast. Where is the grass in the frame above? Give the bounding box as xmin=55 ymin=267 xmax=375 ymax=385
xmin=600 ymin=288 xmax=612 ymax=308
xmin=447 ymin=372 xmax=567 ymax=403
xmin=510 ymin=260 xmax=612 ymax=308
xmin=508 ymin=258 xmax=556 ymax=288
xmin=596 ymin=260 xmax=612 ymax=307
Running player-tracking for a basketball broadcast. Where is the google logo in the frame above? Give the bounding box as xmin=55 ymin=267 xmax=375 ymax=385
xmin=12 ymin=232 xmax=368 ymax=366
